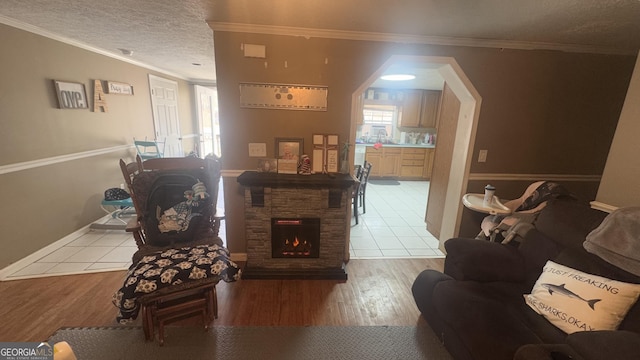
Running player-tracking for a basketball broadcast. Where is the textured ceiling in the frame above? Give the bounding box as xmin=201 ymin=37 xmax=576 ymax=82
xmin=1 ymin=0 xmax=639 ymax=84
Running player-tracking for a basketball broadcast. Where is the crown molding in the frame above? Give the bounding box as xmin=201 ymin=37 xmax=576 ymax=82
xmin=207 ymin=21 xmax=636 ymax=56
xmin=0 ymin=14 xmax=191 ymax=81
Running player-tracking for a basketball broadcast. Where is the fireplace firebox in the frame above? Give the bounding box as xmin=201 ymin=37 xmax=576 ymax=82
xmin=271 ymin=218 xmax=320 ymax=258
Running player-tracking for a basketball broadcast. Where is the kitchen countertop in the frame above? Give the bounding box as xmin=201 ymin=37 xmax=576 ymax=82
xmin=356 ymin=143 xmax=435 ymax=149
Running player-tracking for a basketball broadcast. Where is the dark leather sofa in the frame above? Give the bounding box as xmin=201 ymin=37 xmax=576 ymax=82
xmin=412 ymin=198 xmax=640 ymax=360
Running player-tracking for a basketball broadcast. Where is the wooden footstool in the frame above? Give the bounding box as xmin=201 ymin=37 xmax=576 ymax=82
xmin=139 ymin=281 xmax=218 ymax=346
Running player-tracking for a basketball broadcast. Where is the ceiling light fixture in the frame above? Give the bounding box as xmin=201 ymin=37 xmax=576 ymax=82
xmin=380 ymin=74 xmax=416 ymax=81
xmin=118 ymin=48 xmax=133 ymax=56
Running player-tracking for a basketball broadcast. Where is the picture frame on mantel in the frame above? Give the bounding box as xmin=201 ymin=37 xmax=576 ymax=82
xmin=275 ymin=137 xmax=303 ymax=174
xmin=54 ymin=80 xmax=88 ymax=109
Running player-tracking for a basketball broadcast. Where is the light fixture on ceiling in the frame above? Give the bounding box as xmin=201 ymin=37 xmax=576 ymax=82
xmin=380 ymin=74 xmax=416 ymax=81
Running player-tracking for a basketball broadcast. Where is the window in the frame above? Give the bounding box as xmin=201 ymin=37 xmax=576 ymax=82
xmin=362 ymin=104 xmax=396 ymax=126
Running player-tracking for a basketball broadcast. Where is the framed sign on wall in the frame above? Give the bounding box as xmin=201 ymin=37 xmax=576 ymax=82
xmin=54 ymin=80 xmax=88 ymax=109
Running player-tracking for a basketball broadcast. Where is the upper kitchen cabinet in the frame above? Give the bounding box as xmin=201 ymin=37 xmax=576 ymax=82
xmin=399 ymin=90 xmax=441 ymax=128
xmin=420 ymin=90 xmax=441 ymax=128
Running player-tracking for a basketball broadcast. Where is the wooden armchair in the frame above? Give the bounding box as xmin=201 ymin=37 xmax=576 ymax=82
xmin=114 ymin=155 xmax=238 ymax=345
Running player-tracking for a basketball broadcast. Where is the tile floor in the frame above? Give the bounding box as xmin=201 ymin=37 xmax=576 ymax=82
xmin=2 ymin=179 xmax=440 ymax=280
xmin=349 ymin=180 xmax=445 ymax=259
xmin=4 ymin=226 xmax=137 ymax=280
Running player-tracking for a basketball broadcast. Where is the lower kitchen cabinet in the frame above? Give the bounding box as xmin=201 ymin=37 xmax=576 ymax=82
xmin=366 ymin=146 xmax=434 ymax=179
xmin=365 ymin=147 xmax=401 ymax=177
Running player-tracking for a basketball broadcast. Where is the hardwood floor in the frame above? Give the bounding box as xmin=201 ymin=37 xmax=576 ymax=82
xmin=0 ymin=258 xmax=443 ymax=342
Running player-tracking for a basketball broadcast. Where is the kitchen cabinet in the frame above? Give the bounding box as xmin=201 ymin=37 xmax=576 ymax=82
xmin=400 ymin=148 xmax=427 ymax=178
xmin=399 ymin=90 xmax=441 ymax=128
xmin=420 ymin=91 xmax=441 ymax=129
xmin=399 ymin=90 xmax=422 ymax=127
xmin=366 ymin=146 xmax=435 ymax=179
xmin=366 ymin=147 xmax=401 ymax=177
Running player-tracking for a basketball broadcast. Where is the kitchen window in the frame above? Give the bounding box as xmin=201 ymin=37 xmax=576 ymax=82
xmin=362 ymin=104 xmax=396 ymax=126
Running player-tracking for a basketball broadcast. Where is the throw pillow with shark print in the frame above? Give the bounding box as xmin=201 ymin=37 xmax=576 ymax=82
xmin=524 ymin=260 xmax=640 ymax=333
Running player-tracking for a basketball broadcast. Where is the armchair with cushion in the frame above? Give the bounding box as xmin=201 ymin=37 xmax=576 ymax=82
xmin=412 ymin=198 xmax=640 ymax=360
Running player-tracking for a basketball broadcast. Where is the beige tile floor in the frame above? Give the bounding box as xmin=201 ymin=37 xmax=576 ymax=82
xmin=349 ymin=180 xmax=445 ymax=259
xmin=2 ymin=179 xmax=440 ymax=280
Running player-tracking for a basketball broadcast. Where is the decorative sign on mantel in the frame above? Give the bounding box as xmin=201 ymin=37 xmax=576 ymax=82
xmin=54 ymin=80 xmax=88 ymax=109
xmin=312 ymin=134 xmax=339 ymax=173
xmin=106 ymin=81 xmax=134 ymax=95
xmin=239 ymin=82 xmax=327 ymax=111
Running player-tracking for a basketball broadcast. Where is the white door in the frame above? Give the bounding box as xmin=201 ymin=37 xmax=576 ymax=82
xmin=194 ymin=85 xmax=221 ymax=158
xmin=149 ymin=75 xmax=182 ymax=157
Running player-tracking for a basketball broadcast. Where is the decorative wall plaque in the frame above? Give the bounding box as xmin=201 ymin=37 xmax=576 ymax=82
xmin=54 ymin=80 xmax=88 ymax=109
xmin=239 ymin=83 xmax=327 ymax=111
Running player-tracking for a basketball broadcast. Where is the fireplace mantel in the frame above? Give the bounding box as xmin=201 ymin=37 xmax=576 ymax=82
xmin=237 ymin=171 xmax=356 ymax=280
xmin=237 ymin=171 xmax=356 ymax=189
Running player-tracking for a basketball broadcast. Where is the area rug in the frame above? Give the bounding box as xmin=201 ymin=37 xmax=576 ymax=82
xmin=48 ymin=325 xmax=452 ymax=360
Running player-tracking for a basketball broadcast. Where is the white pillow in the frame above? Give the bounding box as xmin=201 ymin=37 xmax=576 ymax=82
xmin=524 ymin=260 xmax=640 ymax=334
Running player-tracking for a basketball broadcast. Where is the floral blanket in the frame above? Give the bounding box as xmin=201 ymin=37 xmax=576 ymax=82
xmin=112 ymin=244 xmax=241 ymax=323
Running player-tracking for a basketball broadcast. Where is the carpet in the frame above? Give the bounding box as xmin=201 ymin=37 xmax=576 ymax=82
xmin=368 ymin=179 xmax=401 ymax=185
xmin=48 ymin=325 xmax=452 ymax=360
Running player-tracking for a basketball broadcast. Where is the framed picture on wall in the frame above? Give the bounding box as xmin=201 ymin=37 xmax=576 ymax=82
xmin=54 ymin=80 xmax=88 ymax=109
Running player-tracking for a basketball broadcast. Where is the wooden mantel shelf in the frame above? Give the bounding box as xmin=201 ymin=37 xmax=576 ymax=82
xmin=237 ymin=171 xmax=356 ymax=189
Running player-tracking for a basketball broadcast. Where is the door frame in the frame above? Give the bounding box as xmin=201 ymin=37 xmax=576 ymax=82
xmin=350 ymin=55 xmax=481 ymax=249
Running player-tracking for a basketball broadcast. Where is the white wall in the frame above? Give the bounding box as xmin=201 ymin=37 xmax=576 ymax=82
xmin=596 ymin=50 xmax=640 ymax=209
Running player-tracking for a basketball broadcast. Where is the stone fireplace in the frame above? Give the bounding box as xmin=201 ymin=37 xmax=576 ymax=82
xmin=237 ymin=171 xmax=356 ymax=280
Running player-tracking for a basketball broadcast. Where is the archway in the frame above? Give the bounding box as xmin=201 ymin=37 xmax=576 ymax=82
xmin=349 ymin=55 xmax=481 ymax=251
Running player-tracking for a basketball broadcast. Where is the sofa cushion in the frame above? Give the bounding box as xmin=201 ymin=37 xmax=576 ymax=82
xmin=432 ymin=280 xmax=545 ymax=360
xmin=524 ymin=261 xmax=640 ymax=334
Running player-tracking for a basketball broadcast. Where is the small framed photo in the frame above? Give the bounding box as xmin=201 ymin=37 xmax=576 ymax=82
xmin=275 ymin=138 xmax=303 ymax=162
xmin=54 ymin=80 xmax=88 ymax=109
xmin=327 ymin=134 xmax=339 ymax=146
xmin=258 ymin=158 xmax=277 ymax=173
xmin=313 ymin=134 xmax=325 ymax=146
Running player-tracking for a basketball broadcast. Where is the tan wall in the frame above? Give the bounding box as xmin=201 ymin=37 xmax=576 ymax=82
xmin=0 ymin=24 xmax=197 ymax=268
xmin=213 ymin=31 xmax=635 ymax=253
